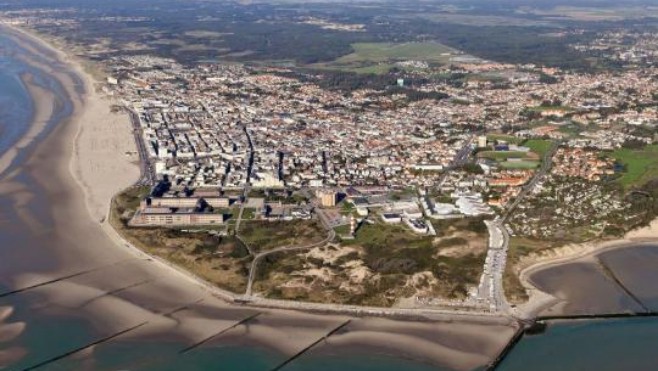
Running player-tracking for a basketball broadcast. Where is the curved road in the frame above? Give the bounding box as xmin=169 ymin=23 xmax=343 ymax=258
xmin=243 ymin=228 xmax=336 ymax=297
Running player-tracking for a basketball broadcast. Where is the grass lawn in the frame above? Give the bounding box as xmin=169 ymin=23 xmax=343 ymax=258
xmin=611 ymin=144 xmax=658 ymax=188
xmin=241 ymin=208 xmax=257 ymax=220
xmin=333 ymin=224 xmax=351 ymax=236
xmin=349 ymin=64 xmax=395 ymax=74
xmin=340 ymin=201 xmax=356 ymax=215
xmin=478 ymin=151 xmax=528 ymax=160
xmin=347 ymin=222 xmax=429 ymax=249
xmin=557 ymin=122 xmax=586 ymax=137
xmin=522 ymin=139 xmax=553 ymax=157
xmin=501 ymin=160 xmax=540 ymax=169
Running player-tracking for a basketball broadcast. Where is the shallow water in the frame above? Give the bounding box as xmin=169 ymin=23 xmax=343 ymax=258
xmin=529 ymin=261 xmax=644 ymax=316
xmin=0 ymin=27 xmax=493 ymax=371
xmin=599 ymin=244 xmax=658 ymax=310
xmin=501 ymin=317 xmax=658 ymax=371
xmin=509 ymin=244 xmax=658 ymax=370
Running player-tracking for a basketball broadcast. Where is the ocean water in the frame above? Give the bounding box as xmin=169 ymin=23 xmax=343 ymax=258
xmin=502 ymin=244 xmax=658 ymax=371
xmin=4 ymin=291 xmax=451 ymax=371
xmin=500 ymin=318 xmax=658 ymax=371
xmin=0 ymin=52 xmax=33 ymax=156
xmin=5 ymin=24 xmax=658 ymax=371
xmin=0 ymin=27 xmax=463 ymax=371
xmin=0 ymin=31 xmax=75 ymax=178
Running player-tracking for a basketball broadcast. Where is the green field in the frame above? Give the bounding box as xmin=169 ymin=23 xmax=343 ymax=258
xmin=478 ymin=151 xmax=528 ymax=160
xmin=338 ymin=42 xmax=453 ymax=63
xmin=311 ymin=42 xmax=454 ymax=74
xmin=522 ymin=139 xmax=553 ymax=157
xmin=333 ymin=224 xmax=352 ymax=236
xmin=611 ymin=145 xmax=658 ymax=188
xmin=487 ymin=134 xmax=524 ymax=145
xmin=241 ymin=208 xmax=257 ymax=220
xmin=501 ymin=160 xmax=540 ymax=169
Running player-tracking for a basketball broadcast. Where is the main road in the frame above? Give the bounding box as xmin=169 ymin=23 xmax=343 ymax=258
xmin=125 ymin=106 xmax=155 ymax=186
xmin=502 ymin=141 xmax=559 ymax=222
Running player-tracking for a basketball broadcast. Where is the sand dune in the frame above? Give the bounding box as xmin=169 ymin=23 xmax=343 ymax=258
xmin=0 ymin=23 xmax=517 ymax=370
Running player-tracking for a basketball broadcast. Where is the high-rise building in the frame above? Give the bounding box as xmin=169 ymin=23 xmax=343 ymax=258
xmin=477 ymin=135 xmax=488 ymax=148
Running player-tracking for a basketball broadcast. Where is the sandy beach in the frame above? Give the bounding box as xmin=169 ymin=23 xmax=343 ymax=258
xmin=70 ymin=89 xmax=140 ymax=222
xmin=0 ymin=23 xmax=519 ymax=370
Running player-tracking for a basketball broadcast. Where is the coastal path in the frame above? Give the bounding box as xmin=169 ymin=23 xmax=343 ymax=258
xmin=124 ymin=106 xmax=155 ymax=186
xmin=243 ymin=225 xmax=336 ymax=298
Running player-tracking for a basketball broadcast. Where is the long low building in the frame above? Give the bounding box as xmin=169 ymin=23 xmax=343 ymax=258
xmin=130 ymin=207 xmax=225 ymax=226
xmin=148 ymin=196 xmax=230 ymax=209
xmin=130 ymin=198 xmax=226 ymax=226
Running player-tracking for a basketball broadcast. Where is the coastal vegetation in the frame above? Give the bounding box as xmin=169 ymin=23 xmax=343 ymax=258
xmin=110 ymin=186 xmax=251 ymax=293
xmin=253 ymin=218 xmax=487 ymax=306
xmin=240 ymin=220 xmax=326 ymax=253
xmin=504 ymin=237 xmax=560 ymax=303
xmin=110 ymin=186 xmax=492 ymax=307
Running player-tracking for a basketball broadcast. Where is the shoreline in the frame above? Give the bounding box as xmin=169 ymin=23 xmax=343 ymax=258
xmin=0 ymin=22 xmax=518 ymax=371
xmin=8 ymin=21 xmax=658 ymax=324
xmin=26 ymin=21 xmax=505 ymax=320
xmin=515 ymin=222 xmax=658 ymax=318
xmin=0 ymin=71 xmax=58 ymax=179
xmin=1 ymin=24 xmax=495 ymax=322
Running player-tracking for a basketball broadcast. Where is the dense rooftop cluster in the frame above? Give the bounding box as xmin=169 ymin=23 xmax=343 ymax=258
xmin=509 ymin=177 xmax=630 ymax=240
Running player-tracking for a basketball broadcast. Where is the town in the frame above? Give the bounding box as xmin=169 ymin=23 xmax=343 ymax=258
xmin=6 ymin=2 xmax=658 ymax=370
xmin=94 ymin=42 xmax=658 ymax=312
xmin=8 ymin=6 xmax=657 ymax=312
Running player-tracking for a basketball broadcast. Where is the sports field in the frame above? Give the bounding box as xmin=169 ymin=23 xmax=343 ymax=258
xmin=478 ymin=151 xmax=528 ymax=160
xmin=486 ymin=134 xmax=524 ymax=145
xmin=500 ymin=160 xmax=540 ymax=169
xmin=522 ymin=139 xmax=553 ymax=157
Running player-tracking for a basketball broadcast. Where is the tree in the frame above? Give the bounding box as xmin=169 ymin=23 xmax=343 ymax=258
xmin=460 ymin=163 xmax=484 ymax=175
xmin=622 ymin=139 xmax=646 ymax=150
xmin=539 ymin=73 xmax=558 ymax=84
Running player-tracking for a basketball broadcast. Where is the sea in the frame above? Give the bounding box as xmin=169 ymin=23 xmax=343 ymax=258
xmin=0 ymin=29 xmax=450 ymax=371
xmin=3 ymin=28 xmax=658 ymax=371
